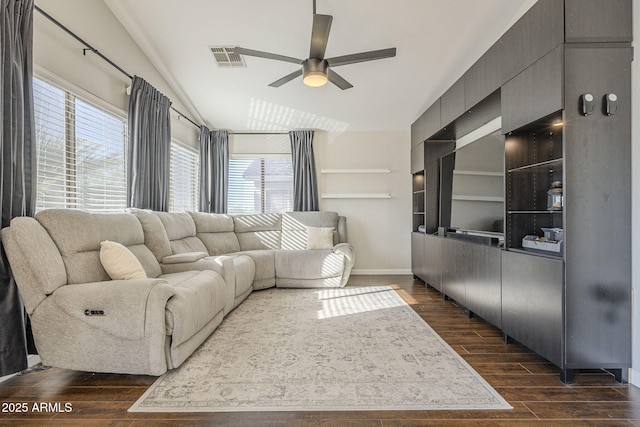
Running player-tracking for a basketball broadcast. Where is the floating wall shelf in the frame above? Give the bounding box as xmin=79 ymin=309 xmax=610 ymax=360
xmin=452 ymin=195 xmax=504 ymax=202
xmin=321 ymin=193 xmax=391 ymax=199
xmin=320 ymin=169 xmax=391 ymax=174
xmin=453 ymin=170 xmax=503 ymax=177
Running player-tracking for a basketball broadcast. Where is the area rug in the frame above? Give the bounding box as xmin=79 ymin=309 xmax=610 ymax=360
xmin=129 ymin=286 xmax=511 ymax=412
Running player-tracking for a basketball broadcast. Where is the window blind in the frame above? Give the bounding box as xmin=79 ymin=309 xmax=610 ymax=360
xmin=170 ymin=142 xmax=199 ymax=212
xmin=228 ymin=158 xmax=293 ymax=214
xmin=33 ymin=77 xmax=127 ymax=212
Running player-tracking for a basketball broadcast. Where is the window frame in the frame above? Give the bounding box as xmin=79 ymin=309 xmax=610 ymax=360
xmin=227 ymin=155 xmax=294 ymax=215
xmin=33 ymin=68 xmax=129 ymax=213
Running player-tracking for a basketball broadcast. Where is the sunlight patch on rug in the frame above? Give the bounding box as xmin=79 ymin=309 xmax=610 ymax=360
xmin=129 ymin=286 xmax=512 ymax=412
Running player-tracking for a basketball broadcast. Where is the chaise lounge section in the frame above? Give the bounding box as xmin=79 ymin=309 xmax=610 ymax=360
xmin=1 ymin=209 xmax=354 ymax=376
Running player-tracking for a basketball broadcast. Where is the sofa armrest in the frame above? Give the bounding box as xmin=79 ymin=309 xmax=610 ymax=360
xmin=162 ymin=252 xmax=208 ymax=264
xmin=334 ymin=243 xmax=355 ymax=287
xmin=333 ymin=243 xmax=354 ymax=263
xmin=337 ymin=216 xmax=348 ymax=243
xmin=47 ymin=278 xmax=175 ymax=340
xmin=160 ymin=256 xmax=231 ymax=281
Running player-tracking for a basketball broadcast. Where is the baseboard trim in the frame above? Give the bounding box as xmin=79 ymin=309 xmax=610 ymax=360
xmin=0 ymin=355 xmax=41 ymax=385
xmin=630 ymin=368 xmax=640 ymax=388
xmin=351 ymin=269 xmax=412 ymax=275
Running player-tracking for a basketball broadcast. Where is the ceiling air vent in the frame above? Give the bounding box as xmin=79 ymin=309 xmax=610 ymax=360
xmin=210 ymin=46 xmax=246 ymax=67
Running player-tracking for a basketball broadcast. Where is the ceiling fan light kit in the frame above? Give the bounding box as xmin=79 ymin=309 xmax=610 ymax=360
xmin=234 ymin=1 xmax=396 ymax=90
xmin=302 ymin=59 xmax=329 ymax=87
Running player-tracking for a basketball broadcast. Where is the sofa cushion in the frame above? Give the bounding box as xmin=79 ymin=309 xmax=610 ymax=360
xmin=233 ymin=214 xmax=282 ymax=251
xmin=1 ymin=217 xmax=67 ymax=312
xmin=281 ymin=211 xmax=339 ymax=250
xmin=130 ymin=209 xmax=172 ymax=262
xmin=99 ymin=241 xmax=147 ymax=280
xmin=162 ymin=270 xmax=226 ymax=347
xmin=229 ymin=249 xmax=276 ymax=290
xmin=188 ymin=211 xmax=241 ymax=255
xmin=36 ymin=209 xmax=162 ymax=283
xmin=306 ymin=227 xmax=335 ymax=250
xmin=275 ymin=249 xmax=345 ymax=279
xmin=154 ymin=212 xmax=209 ymax=255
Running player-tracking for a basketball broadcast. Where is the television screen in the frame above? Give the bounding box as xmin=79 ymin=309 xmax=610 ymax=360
xmin=439 ymin=120 xmax=504 ymax=241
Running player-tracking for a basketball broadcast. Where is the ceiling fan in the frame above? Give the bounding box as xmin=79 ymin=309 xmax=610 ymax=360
xmin=233 ymin=0 xmax=396 ymax=90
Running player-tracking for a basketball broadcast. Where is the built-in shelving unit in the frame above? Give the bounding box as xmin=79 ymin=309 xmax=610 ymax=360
xmin=412 ymin=170 xmax=425 ymax=232
xmin=505 ymin=112 xmax=563 ymax=256
xmin=410 ymin=0 xmax=632 ymax=384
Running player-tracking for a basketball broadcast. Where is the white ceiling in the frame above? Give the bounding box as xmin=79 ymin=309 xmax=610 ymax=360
xmin=104 ymin=0 xmax=538 ymax=132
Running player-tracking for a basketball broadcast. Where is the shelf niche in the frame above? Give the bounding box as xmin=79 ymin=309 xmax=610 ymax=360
xmin=505 ymin=111 xmax=564 ymax=254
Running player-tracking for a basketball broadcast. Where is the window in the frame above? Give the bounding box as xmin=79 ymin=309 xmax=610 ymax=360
xmin=170 ymin=142 xmax=199 ymax=212
xmin=33 ymin=76 xmax=127 ymax=212
xmin=228 ymin=158 xmax=293 ymax=214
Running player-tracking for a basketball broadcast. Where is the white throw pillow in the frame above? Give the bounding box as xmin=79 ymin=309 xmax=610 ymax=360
xmin=99 ymin=240 xmax=147 ymax=280
xmin=306 ymin=227 xmax=334 ymax=250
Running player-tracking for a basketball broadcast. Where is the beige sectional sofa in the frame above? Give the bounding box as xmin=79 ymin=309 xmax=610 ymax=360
xmin=1 ymin=209 xmax=354 ymax=376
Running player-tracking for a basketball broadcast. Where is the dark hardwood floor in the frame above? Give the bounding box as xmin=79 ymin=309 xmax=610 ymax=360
xmin=1 ymin=275 xmax=638 ymax=426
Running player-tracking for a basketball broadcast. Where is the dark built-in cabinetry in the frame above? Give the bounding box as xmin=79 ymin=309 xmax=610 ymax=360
xmin=410 ymin=0 xmax=631 ymax=382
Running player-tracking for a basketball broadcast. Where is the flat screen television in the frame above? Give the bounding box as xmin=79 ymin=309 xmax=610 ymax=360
xmin=439 ymin=118 xmax=504 ymax=245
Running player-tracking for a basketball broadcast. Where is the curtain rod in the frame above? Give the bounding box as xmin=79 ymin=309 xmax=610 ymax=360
xmin=34 ymin=5 xmax=201 ymax=130
xmin=229 ymin=132 xmax=290 ymax=135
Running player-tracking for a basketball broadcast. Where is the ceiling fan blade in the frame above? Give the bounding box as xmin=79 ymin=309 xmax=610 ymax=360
xmin=234 ymin=47 xmax=302 ymax=65
xmin=309 ymin=14 xmax=332 ymax=59
xmin=328 ymin=69 xmax=353 ymax=90
xmin=326 ymin=47 xmax=396 ymax=67
xmin=268 ymin=69 xmax=303 ymax=87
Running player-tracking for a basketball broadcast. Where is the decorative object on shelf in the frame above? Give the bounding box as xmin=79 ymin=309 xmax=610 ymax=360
xmin=522 ymin=227 xmax=563 ymax=255
xmin=547 ymin=181 xmax=563 ymax=211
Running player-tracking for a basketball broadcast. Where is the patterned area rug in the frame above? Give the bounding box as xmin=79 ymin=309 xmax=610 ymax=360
xmin=129 ymin=286 xmax=511 ymax=412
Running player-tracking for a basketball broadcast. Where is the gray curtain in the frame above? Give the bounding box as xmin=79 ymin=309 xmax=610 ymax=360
xmin=198 ymin=127 xmax=228 ymax=213
xmin=127 ymin=75 xmax=172 ymax=211
xmin=289 ymin=130 xmax=319 ymax=211
xmin=0 ymin=0 xmax=35 ymax=376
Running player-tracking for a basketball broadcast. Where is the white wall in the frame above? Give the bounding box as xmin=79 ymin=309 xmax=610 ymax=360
xmin=631 ymin=0 xmax=639 ymax=389
xmin=315 ymin=131 xmax=411 ymax=274
xmin=33 ymin=0 xmax=199 ymax=145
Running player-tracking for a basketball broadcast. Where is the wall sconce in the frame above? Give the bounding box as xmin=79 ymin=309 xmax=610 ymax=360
xmin=604 ymin=93 xmax=618 ymax=116
xmin=580 ymin=93 xmax=594 ymax=116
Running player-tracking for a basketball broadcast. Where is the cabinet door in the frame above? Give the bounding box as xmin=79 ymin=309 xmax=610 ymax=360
xmin=501 ymin=45 xmax=564 ymax=134
xmin=502 ymin=251 xmax=563 ymax=366
xmin=411 ymin=118 xmax=421 ymax=147
xmin=420 ymin=99 xmax=441 ymax=142
xmin=424 ymin=234 xmax=442 ymax=291
xmin=440 ymin=77 xmax=465 ymax=127
xmin=411 ymin=142 xmax=424 ymax=174
xmin=499 ymin=0 xmax=564 ymax=85
xmin=565 ymin=0 xmax=632 ymax=43
xmin=441 ymin=238 xmax=466 ymax=306
xmin=464 ymin=43 xmax=503 ymax=110
xmin=464 ymin=244 xmax=502 ymax=329
xmin=411 ymin=232 xmax=426 ymax=281
xmin=412 ymin=100 xmax=441 ymax=146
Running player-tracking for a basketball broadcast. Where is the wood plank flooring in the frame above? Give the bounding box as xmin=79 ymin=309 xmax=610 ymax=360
xmin=1 ymin=275 xmax=638 ymax=426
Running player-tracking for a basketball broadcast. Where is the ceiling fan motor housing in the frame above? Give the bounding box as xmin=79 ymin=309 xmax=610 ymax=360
xmin=302 ymin=58 xmax=329 ymax=87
